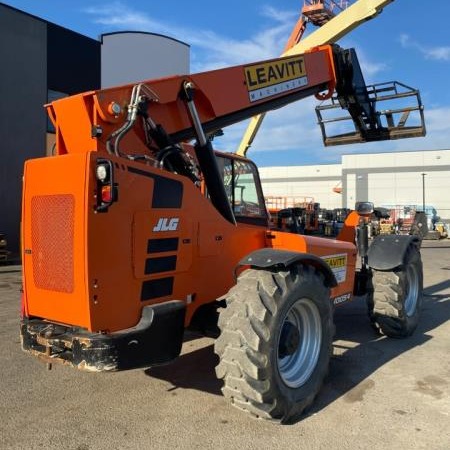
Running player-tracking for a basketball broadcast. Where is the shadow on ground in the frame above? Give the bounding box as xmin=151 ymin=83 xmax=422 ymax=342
xmin=144 ymin=279 xmax=450 ymax=422
xmin=311 ymin=288 xmax=449 ymax=415
xmin=145 ymin=338 xmax=221 ymax=396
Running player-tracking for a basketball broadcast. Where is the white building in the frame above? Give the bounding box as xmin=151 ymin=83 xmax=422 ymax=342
xmin=259 ymin=149 xmax=450 ymax=220
xmin=101 ymin=32 xmax=189 ymax=88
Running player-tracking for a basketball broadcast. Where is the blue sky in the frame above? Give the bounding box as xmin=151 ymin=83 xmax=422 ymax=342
xmin=3 ymin=0 xmax=450 ymax=167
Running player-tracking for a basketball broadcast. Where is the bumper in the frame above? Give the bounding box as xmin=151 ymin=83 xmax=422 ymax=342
xmin=21 ymin=301 xmax=186 ymax=371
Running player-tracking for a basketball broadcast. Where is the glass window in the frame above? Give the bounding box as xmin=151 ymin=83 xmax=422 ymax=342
xmin=216 ymin=154 xmax=267 ymax=220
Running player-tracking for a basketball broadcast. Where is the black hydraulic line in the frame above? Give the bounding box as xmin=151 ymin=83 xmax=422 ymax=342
xmin=169 ymin=83 xmax=328 ymax=145
xmin=193 ymin=140 xmax=236 ymax=225
xmin=182 ymin=82 xmax=236 ymax=225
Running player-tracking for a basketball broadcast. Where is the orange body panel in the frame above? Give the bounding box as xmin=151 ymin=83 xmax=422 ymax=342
xmin=337 ymin=210 xmax=360 ymax=242
xmin=22 ymin=153 xmax=269 ymax=331
xmin=22 ymin=154 xmax=90 ymax=327
xmin=22 ymin=150 xmax=358 ymax=332
xmin=268 ymin=231 xmax=357 ymax=299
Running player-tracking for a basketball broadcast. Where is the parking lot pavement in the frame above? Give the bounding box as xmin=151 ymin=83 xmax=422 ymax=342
xmin=1 ymin=240 xmax=449 ymax=450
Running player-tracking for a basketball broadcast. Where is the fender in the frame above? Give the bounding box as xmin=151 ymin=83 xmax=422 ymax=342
xmin=368 ymin=234 xmax=420 ymax=271
xmin=238 ymin=248 xmax=337 ymax=288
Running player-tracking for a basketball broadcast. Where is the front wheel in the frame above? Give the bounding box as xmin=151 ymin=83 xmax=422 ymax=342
xmin=214 ymin=265 xmax=333 ymax=423
xmin=368 ymin=244 xmax=423 ymax=337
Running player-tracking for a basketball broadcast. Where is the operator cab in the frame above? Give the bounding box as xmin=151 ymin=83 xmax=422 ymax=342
xmin=215 ymin=152 xmax=269 ymax=226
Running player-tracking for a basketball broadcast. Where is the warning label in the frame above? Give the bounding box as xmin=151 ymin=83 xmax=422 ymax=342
xmin=244 ymin=56 xmax=308 ymax=102
xmin=322 ymin=254 xmax=347 ymax=283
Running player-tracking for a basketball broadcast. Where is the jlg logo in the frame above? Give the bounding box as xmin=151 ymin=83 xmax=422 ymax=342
xmin=153 ymin=217 xmax=179 ymax=232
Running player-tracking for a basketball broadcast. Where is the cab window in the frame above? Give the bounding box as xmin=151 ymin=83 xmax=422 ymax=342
xmin=216 ymin=154 xmax=268 ymax=224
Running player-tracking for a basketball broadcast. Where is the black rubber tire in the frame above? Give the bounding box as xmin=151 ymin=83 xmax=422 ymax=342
xmin=368 ymin=244 xmax=423 ymax=338
xmin=214 ymin=265 xmax=333 ymax=423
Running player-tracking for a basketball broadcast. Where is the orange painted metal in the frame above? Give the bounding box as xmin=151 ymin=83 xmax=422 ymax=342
xmin=22 ymin=152 xmax=269 ymax=331
xmin=22 ymin=45 xmax=360 ymax=333
xmin=47 ymin=47 xmax=337 ymax=157
xmin=283 ymin=16 xmax=307 ymax=53
xmin=22 ymin=153 xmax=90 ymax=328
xmin=267 ymin=231 xmax=357 ymax=299
xmin=22 ymin=150 xmax=359 ymax=332
xmin=336 ymin=210 xmax=360 ymax=243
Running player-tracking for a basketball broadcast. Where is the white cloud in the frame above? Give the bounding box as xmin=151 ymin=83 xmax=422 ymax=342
xmin=260 ymin=5 xmax=297 ymax=23
xmin=84 ymin=2 xmax=171 ymax=32
xmin=427 ymin=47 xmax=450 ymax=61
xmin=399 ymin=34 xmax=450 ymax=61
xmin=215 ymin=98 xmax=335 ymax=157
xmin=357 ymin=54 xmax=387 ymax=79
xmin=84 ymin=1 xmax=295 ymax=72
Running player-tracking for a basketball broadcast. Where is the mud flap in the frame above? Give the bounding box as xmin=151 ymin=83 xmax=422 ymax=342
xmin=368 ymin=235 xmax=420 ymax=271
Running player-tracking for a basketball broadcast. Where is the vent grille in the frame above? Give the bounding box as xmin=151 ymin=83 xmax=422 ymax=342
xmin=31 ymin=194 xmax=75 ymax=293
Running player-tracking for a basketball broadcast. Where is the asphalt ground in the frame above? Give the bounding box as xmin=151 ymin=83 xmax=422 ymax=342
xmin=1 ymin=239 xmax=449 ymax=450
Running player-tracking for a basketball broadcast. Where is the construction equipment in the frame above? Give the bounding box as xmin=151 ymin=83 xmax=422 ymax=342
xmin=237 ymin=0 xmax=397 ymax=157
xmin=265 ymin=197 xmax=351 ymax=237
xmin=283 ymin=1 xmax=350 ymax=54
xmin=0 ymin=232 xmax=9 ymax=262
xmin=21 ymin=44 xmax=424 ymax=423
xmin=433 ymin=222 xmax=448 ymax=239
xmin=265 ymin=196 xmax=320 ymax=233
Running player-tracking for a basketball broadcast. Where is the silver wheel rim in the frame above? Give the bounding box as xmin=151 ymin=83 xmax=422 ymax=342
xmin=405 ymin=264 xmax=419 ymax=317
xmin=277 ymin=298 xmax=322 ymax=388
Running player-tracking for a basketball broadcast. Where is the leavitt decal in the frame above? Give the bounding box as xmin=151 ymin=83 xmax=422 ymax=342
xmin=322 ymin=253 xmax=347 ymax=283
xmin=244 ymin=56 xmax=308 ymax=102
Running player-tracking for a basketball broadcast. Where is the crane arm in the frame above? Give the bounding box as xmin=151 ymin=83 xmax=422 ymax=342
xmin=48 ymin=45 xmax=348 ymax=225
xmin=49 ymin=45 xmax=340 ymax=157
xmin=236 ymin=0 xmax=395 ymax=157
xmin=285 ymin=0 xmax=394 ymax=56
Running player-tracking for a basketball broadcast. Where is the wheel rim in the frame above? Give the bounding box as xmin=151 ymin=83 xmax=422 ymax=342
xmin=404 ymin=264 xmax=419 ymax=317
xmin=277 ymin=298 xmax=322 ymax=388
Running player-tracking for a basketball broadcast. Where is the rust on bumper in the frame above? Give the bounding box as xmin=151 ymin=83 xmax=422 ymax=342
xmin=21 ymin=301 xmax=186 ymax=371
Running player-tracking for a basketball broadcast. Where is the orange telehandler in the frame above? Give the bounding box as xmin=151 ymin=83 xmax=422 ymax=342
xmin=21 ymin=44 xmax=424 ymax=423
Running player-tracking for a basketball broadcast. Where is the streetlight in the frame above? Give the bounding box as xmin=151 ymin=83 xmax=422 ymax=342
xmin=421 ymin=173 xmax=426 ymax=212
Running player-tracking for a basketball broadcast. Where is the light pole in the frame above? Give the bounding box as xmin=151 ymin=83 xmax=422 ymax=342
xmin=421 ymin=173 xmax=426 ymax=212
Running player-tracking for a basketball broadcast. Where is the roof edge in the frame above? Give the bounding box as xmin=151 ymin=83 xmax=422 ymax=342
xmin=100 ymin=31 xmax=189 ymax=48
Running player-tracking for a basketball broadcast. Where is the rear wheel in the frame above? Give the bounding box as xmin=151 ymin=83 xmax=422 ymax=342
xmin=368 ymin=244 xmax=423 ymax=337
xmin=214 ymin=265 xmax=333 ymax=423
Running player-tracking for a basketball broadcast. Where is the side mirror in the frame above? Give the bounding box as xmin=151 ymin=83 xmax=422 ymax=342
xmin=355 ymin=201 xmax=374 ymax=215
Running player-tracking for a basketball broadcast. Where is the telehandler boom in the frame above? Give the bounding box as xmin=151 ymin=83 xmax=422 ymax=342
xmin=21 ymin=44 xmax=424 ymax=423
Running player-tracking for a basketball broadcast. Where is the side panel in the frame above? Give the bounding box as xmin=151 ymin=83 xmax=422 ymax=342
xmin=84 ymin=156 xmax=268 ymax=331
xmin=22 ymin=152 xmax=269 ymax=333
xmin=22 ymin=154 xmax=90 ymax=328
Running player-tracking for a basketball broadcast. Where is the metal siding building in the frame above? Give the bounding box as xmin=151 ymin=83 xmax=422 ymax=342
xmin=260 ymin=149 xmax=450 ymax=221
xmin=0 ymin=8 xmax=47 ymax=258
xmin=0 ymin=4 xmax=101 ymax=256
xmin=259 ymin=164 xmax=342 ymax=209
xmin=101 ymin=32 xmax=189 ymax=88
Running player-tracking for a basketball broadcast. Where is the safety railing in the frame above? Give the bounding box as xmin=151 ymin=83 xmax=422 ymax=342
xmin=315 ymin=81 xmax=426 ymax=146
